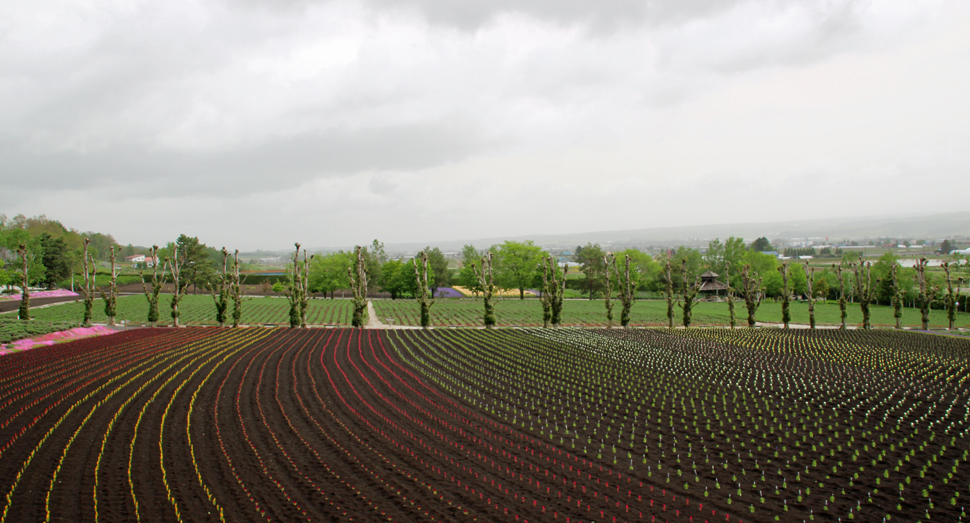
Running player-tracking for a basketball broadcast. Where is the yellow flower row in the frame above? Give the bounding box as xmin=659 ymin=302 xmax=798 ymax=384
xmin=451 ymin=286 xmax=537 ymax=298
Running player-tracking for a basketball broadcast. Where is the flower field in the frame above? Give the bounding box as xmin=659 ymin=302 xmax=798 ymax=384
xmin=0 ymin=327 xmax=967 ymax=522
xmin=0 ymin=295 xmax=353 ymax=326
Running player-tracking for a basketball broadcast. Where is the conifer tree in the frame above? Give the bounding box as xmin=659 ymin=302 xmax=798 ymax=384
xmin=412 ymin=251 xmax=436 ymax=329
xmin=99 ymin=246 xmax=118 ymax=326
xmin=679 ymin=258 xmax=700 ymax=328
xmin=16 ymin=244 xmax=29 ymax=321
xmin=140 ymin=245 xmax=165 ymax=327
xmin=739 ymin=263 xmax=763 ymax=328
xmin=914 ymin=258 xmax=937 ymax=330
xmin=79 ymin=238 xmax=97 ymax=327
xmin=471 ymin=252 xmax=497 ymax=329
xmin=348 ymin=246 xmax=369 ymax=328
xmin=603 ymin=253 xmax=615 ymax=328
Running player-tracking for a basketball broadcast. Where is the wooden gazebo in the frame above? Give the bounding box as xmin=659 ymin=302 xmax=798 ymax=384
xmin=696 ymin=271 xmax=730 ymax=298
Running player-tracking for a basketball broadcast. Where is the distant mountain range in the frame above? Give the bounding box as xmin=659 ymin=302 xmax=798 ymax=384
xmin=362 ymin=211 xmax=970 ymax=254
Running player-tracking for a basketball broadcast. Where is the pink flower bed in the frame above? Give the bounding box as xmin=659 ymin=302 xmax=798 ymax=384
xmin=1 ymin=289 xmax=79 ymax=301
xmin=0 ymin=326 xmax=117 ymax=356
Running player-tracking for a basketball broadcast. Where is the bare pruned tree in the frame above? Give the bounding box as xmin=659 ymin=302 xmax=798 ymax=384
xmin=739 ymin=263 xmax=763 ymax=328
xmin=726 ymin=271 xmax=737 ymax=329
xmin=834 ymin=262 xmax=848 ymax=330
xmin=413 ymin=251 xmax=436 ymax=329
xmin=804 ymin=261 xmax=817 ymax=330
xmin=611 ymin=254 xmax=638 ymax=329
xmin=230 ymin=250 xmax=244 ymax=327
xmin=99 ymin=246 xmax=118 ymax=326
xmin=678 ymin=258 xmax=701 ymax=328
xmin=209 ymin=247 xmax=231 ymax=328
xmin=778 ymin=262 xmax=791 ymax=329
xmin=851 ymin=261 xmax=877 ymax=330
xmin=943 ymin=261 xmax=962 ymax=331
xmin=603 ymin=253 xmax=615 ymax=328
xmin=165 ymin=244 xmax=189 ymax=327
xmin=914 ymin=258 xmax=938 ymax=331
xmin=16 ymin=244 xmax=29 ymax=320
xmin=663 ymin=257 xmax=676 ymax=329
xmin=890 ymin=260 xmax=903 ymax=330
xmin=79 ymin=238 xmax=97 ymax=327
xmin=348 ymin=246 xmax=368 ymax=328
xmin=140 ymin=245 xmax=165 ymax=327
xmin=471 ymin=252 xmax=497 ymax=329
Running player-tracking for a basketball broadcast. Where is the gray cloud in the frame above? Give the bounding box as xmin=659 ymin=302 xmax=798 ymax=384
xmin=1 ymin=0 xmax=966 ymax=249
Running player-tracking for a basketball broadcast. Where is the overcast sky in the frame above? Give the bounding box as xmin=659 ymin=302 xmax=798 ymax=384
xmin=2 ymin=0 xmax=968 ymax=250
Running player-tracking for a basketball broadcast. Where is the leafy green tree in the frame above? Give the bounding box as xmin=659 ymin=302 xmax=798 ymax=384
xmin=541 ymin=257 xmax=568 ymax=328
xmin=750 ymin=237 xmax=773 ymax=252
xmin=379 ymin=259 xmax=414 ymax=299
xmin=704 ymin=239 xmax=724 ymax=273
xmin=457 ymin=244 xmax=483 ymax=294
xmin=494 ymin=241 xmax=544 ymax=299
xmin=365 ymin=240 xmax=387 ymax=289
xmin=39 ymin=233 xmax=71 ymax=288
xmin=422 ymin=246 xmax=451 ymax=289
xmin=603 ymin=252 xmax=615 ymax=328
xmin=575 ymin=243 xmax=606 ymax=300
xmin=309 ymin=252 xmax=352 ymax=298
xmin=175 ymin=235 xmax=216 ymax=294
xmin=778 ymin=262 xmax=791 ymax=328
xmin=723 ymin=237 xmax=747 ymax=284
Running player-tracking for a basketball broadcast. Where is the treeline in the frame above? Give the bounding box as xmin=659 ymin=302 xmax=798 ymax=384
xmin=0 ymin=214 xmax=117 ymax=289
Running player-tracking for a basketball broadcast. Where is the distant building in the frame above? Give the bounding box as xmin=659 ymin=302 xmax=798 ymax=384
xmin=696 ymin=271 xmax=730 ymax=298
xmin=125 ymin=254 xmax=145 ymax=263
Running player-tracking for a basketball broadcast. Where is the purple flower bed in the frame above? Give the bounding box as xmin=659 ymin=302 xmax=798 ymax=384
xmin=1 ymin=289 xmax=79 ymax=301
xmin=433 ymin=287 xmax=464 ymax=298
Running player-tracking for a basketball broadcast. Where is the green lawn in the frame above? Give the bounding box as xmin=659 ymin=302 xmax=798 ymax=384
xmin=372 ymin=297 xmax=970 ymax=328
xmin=0 ymin=318 xmax=81 ymax=344
xmin=0 ymin=294 xmax=354 ymax=326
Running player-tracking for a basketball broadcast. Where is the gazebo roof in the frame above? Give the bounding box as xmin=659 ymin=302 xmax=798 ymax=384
xmin=700 ymin=271 xmax=719 ymax=279
xmin=697 ymin=280 xmax=730 ymax=292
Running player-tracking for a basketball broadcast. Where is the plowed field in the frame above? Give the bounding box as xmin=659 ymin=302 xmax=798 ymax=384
xmin=0 ymin=327 xmax=968 ymax=522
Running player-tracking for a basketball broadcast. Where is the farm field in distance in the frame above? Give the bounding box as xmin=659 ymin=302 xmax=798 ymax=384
xmin=0 ymin=294 xmax=353 ymax=326
xmin=0 ymin=327 xmax=967 ymax=522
